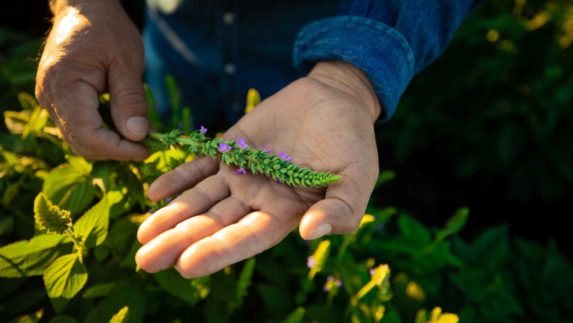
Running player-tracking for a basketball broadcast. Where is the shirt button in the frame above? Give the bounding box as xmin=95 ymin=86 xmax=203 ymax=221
xmin=223 ymin=12 xmax=235 ymax=25
xmin=224 ymin=63 xmax=236 ymax=75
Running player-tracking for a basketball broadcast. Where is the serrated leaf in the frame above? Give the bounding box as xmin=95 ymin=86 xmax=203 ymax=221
xmin=67 ymin=156 xmax=92 ymax=175
xmin=43 ymin=253 xmax=87 ymax=299
xmin=74 ymin=191 xmax=123 ymax=248
xmin=0 ymin=234 xmax=68 ymax=277
xmin=43 ymin=164 xmax=97 ymax=215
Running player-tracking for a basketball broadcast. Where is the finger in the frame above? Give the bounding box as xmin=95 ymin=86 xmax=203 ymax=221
xmin=148 ymin=157 xmax=220 ymax=201
xmin=298 ymin=163 xmax=378 ymax=240
xmin=135 ymin=196 xmax=250 ymax=273
xmin=108 ymin=63 xmax=149 ymax=141
xmin=49 ymin=80 xmax=149 ymax=161
xmin=175 ymin=209 xmax=299 ymax=279
xmin=137 ymin=175 xmax=229 ymax=244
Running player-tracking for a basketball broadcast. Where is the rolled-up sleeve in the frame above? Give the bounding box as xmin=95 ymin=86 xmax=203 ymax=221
xmin=292 ymin=0 xmax=480 ymax=124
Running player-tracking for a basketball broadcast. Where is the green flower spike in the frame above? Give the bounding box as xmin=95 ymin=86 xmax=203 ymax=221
xmin=34 ymin=193 xmax=85 ymax=255
xmin=34 ymin=193 xmax=72 ymax=234
xmin=144 ymin=129 xmax=341 ymax=188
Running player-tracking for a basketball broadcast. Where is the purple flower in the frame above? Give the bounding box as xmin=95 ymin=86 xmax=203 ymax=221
xmin=166 ymin=197 xmax=173 ymax=203
xmin=259 ymin=144 xmax=272 ymax=154
xmin=323 ymin=276 xmax=343 ymax=292
xmin=307 ymin=255 xmax=315 ymax=268
xmin=234 ymin=167 xmax=247 ymax=175
xmin=199 ymin=125 xmax=207 ymax=134
xmin=218 ymin=142 xmax=231 ymax=153
xmin=278 ymin=151 xmax=292 ymax=162
xmin=237 ymin=137 xmax=248 ymax=149
xmin=275 ymin=179 xmax=282 ymax=184
xmin=369 ymin=268 xmax=376 ymax=276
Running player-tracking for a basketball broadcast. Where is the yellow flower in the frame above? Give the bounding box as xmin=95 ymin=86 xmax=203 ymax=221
xmin=428 ymin=307 xmax=459 ymax=323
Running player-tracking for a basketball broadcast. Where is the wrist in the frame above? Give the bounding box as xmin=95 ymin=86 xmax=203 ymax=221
xmin=49 ymin=0 xmax=119 ymax=16
xmin=308 ymin=61 xmax=382 ymax=123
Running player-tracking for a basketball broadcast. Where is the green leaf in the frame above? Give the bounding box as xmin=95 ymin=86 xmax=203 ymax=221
xmin=18 ymin=92 xmax=38 ymax=110
xmin=66 ymin=156 xmax=92 ymax=175
xmin=85 ymin=279 xmax=145 ymax=323
xmin=43 ymin=253 xmax=87 ymax=299
xmin=82 ymin=282 xmax=116 ymax=299
xmin=74 ymin=191 xmax=123 ymax=248
xmin=257 ymin=284 xmax=293 ymax=317
xmin=374 ymin=170 xmax=396 ymax=188
xmin=230 ymin=258 xmax=256 ymax=310
xmin=153 ymin=268 xmax=199 ymax=305
xmin=109 ymin=306 xmax=129 ymax=323
xmin=43 ymin=164 xmax=97 ymax=215
xmin=467 ymin=225 xmax=510 ymax=268
xmin=49 ymin=315 xmax=80 ymax=323
xmin=283 ymin=307 xmax=305 ymax=323
xmin=0 ymin=234 xmax=68 ymax=277
xmin=397 ymin=213 xmax=431 ymax=245
xmin=1 ymin=289 xmax=45 ymax=320
xmin=436 ymin=208 xmax=469 ymax=241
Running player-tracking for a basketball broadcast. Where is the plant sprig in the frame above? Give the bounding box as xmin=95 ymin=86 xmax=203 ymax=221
xmin=144 ymin=129 xmax=340 ymax=188
xmin=34 ymin=193 xmax=85 ymax=255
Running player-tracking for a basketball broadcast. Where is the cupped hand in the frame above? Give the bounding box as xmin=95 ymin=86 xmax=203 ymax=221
xmin=135 ymin=61 xmax=381 ymax=278
xmin=35 ymin=0 xmax=149 ymax=160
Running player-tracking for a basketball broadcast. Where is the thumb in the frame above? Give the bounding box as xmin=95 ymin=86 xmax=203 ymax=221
xmin=299 ymin=165 xmax=377 ymax=240
xmin=108 ymin=65 xmax=149 ymax=141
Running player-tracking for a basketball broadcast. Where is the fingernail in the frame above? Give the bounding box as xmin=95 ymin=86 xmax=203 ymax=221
xmin=306 ymin=223 xmax=332 ymax=240
xmin=127 ymin=116 xmax=148 ymax=136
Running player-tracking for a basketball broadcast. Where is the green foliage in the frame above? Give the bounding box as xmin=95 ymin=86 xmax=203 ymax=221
xmin=109 ymin=306 xmax=129 ymax=323
xmin=386 ymin=0 xmax=573 ymax=203
xmin=43 ymin=253 xmax=87 ymax=300
xmin=2 ymin=8 xmax=573 ymax=317
xmin=0 ymin=28 xmax=41 ymax=109
xmin=0 ymin=235 xmax=68 ymax=278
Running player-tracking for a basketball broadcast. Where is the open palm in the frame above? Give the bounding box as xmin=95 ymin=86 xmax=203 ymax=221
xmin=136 ymin=64 xmax=380 ymax=278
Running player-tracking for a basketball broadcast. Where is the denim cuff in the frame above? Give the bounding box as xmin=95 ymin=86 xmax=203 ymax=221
xmin=293 ymin=16 xmax=415 ymax=125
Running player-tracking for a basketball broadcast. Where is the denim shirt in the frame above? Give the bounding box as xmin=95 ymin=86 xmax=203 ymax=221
xmin=143 ymin=0 xmax=478 ymax=130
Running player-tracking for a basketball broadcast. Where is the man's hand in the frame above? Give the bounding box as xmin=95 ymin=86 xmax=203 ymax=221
xmin=135 ymin=61 xmax=381 ymax=278
xmin=36 ymin=0 xmax=149 ymax=160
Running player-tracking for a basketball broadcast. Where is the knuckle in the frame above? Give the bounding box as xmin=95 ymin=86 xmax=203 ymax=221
xmin=349 ymin=214 xmax=363 ymax=232
xmin=113 ymin=87 xmax=146 ymax=109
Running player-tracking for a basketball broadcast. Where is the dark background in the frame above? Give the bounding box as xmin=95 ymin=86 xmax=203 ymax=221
xmin=1 ymin=0 xmax=571 ymax=257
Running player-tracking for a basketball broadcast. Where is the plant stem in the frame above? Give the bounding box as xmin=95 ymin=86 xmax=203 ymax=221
xmin=146 ymin=130 xmax=341 ymax=188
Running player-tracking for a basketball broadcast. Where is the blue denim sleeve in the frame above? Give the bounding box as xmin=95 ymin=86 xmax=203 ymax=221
xmin=292 ymin=0 xmax=479 ymax=124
